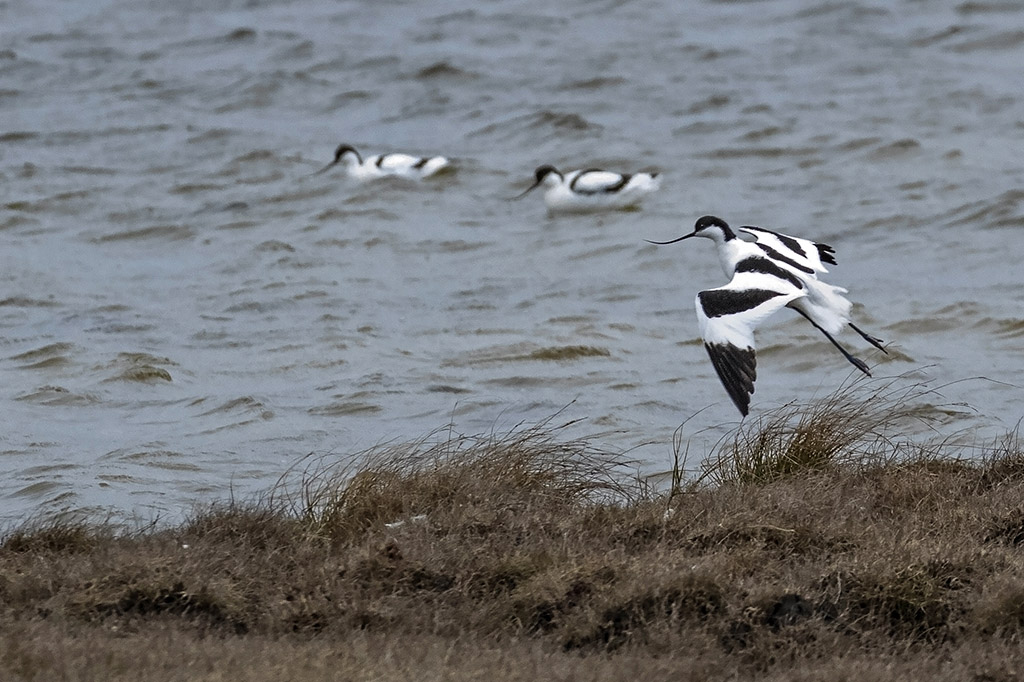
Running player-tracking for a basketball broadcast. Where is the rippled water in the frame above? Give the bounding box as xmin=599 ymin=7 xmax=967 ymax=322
xmin=2 ymin=0 xmax=1024 ymax=524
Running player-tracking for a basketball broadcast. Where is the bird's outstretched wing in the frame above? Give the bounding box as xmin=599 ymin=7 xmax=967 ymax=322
xmin=696 ymin=275 xmax=806 ymax=416
xmin=738 ymin=225 xmax=836 ymax=273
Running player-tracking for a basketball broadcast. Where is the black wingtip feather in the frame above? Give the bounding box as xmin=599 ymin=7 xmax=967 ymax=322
xmin=816 ymin=243 xmax=837 ymax=265
xmin=704 ymin=342 xmax=756 ymax=417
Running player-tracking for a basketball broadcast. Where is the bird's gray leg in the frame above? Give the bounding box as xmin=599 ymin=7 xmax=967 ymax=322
xmin=848 ymin=322 xmax=887 ymax=354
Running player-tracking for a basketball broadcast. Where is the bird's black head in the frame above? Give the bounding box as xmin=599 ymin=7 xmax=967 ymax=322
xmin=311 ymin=143 xmax=362 ymax=176
xmin=694 ymin=215 xmax=729 ymax=232
xmin=511 ymin=165 xmax=561 ymax=200
xmin=534 ymin=164 xmax=560 ymax=182
xmin=333 ymin=144 xmax=361 ymax=163
xmin=693 ymin=215 xmax=735 ymax=240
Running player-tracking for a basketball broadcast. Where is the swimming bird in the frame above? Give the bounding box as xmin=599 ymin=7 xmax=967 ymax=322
xmin=313 ymin=143 xmax=449 ymax=180
xmin=649 ymin=215 xmax=886 ymax=416
xmin=513 ymin=164 xmax=660 ymax=212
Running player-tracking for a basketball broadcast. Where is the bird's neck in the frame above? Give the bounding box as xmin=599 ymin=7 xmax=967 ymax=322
xmin=717 ymin=239 xmax=758 ymax=278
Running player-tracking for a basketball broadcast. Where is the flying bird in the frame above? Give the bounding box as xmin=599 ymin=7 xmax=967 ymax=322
xmin=649 ymin=215 xmax=886 ymax=416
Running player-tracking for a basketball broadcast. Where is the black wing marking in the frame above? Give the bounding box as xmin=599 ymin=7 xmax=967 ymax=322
xmin=569 ymin=169 xmax=631 ymax=194
xmin=698 ymin=288 xmax=786 ymax=319
xmin=755 ymin=243 xmax=816 ymax=275
xmin=602 ymin=174 xmax=630 ymax=193
xmin=704 ymin=342 xmax=756 ymax=417
xmin=742 ymin=226 xmax=806 ymax=258
xmin=743 ymin=225 xmax=838 ymax=266
xmin=413 ymin=157 xmax=430 ymax=169
xmin=734 ymin=257 xmax=805 ymax=290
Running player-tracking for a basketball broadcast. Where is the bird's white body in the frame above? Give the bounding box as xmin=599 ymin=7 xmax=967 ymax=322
xmin=696 ymin=271 xmax=806 ymax=351
xmin=315 ymin=144 xmax=449 ymax=181
xmin=651 ymin=215 xmax=885 ymax=416
xmin=347 ymin=152 xmax=449 ymax=181
xmin=517 ymin=165 xmax=660 ymax=213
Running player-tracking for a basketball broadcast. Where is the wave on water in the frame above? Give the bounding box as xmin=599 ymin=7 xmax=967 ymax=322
xmin=412 ymin=61 xmax=480 ymax=82
xmin=562 ymin=76 xmax=627 ymax=90
xmin=866 ymin=138 xmax=922 ymax=160
xmin=1 ymin=124 xmax=171 ymax=145
xmin=0 ymin=296 xmax=59 ymax=308
xmin=196 ymin=396 xmax=273 ymax=419
xmin=442 ymin=343 xmax=612 ymax=367
xmin=15 ymin=385 xmax=101 ymax=406
xmin=468 ymin=110 xmax=603 ymax=141
xmin=93 ymin=225 xmax=195 ymax=243
xmin=946 ymin=189 xmax=1024 ymax=230
xmin=949 ymin=29 xmax=1024 ymax=53
xmin=10 ymin=343 xmax=75 ymax=370
xmin=991 ymin=318 xmax=1024 ymax=339
xmin=309 ymin=400 xmax=383 ymax=417
xmin=108 ymin=449 xmax=202 ymax=472
xmin=101 ymin=353 xmax=176 ymax=383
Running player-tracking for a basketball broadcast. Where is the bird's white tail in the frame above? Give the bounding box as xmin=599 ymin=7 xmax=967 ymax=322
xmin=797 ymin=279 xmax=853 ymax=334
xmin=420 ymin=157 xmax=449 ymax=177
xmin=640 ymin=173 xmax=661 ymax=192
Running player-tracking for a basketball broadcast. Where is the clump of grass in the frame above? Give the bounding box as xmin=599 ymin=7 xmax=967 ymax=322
xmin=978 ymin=423 xmax=1024 ymax=486
xmin=2 ymin=514 xmax=108 ymax=554
xmin=289 ymin=417 xmax=634 ymax=541
xmin=974 ymin=581 xmax=1024 ymax=638
xmin=984 ymin=508 xmax=1024 ymax=546
xmin=79 ymin=575 xmax=250 ymax=634
xmin=562 ymin=573 xmax=725 ymax=652
xmin=834 ymin=560 xmax=971 ymax=642
xmin=179 ymin=501 xmax=302 ymax=551
xmin=703 ymin=379 xmax=937 ymax=484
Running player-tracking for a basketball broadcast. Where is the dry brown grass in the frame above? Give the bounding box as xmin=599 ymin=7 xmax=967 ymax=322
xmin=3 ymin=387 xmax=1024 ymax=681
xmin=288 ymin=416 xmax=633 ymax=542
xmin=701 ymin=378 xmax=941 ymax=485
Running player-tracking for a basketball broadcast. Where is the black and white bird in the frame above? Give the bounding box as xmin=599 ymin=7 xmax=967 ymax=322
xmin=313 ymin=144 xmax=449 ymax=181
xmin=649 ymin=215 xmax=886 ymax=416
xmin=513 ymin=165 xmax=661 ymax=213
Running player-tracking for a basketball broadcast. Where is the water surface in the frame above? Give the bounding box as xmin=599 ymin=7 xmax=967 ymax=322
xmin=2 ymin=0 xmax=1024 ymax=523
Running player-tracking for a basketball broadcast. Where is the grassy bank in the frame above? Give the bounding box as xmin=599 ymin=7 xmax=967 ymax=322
xmin=2 ymin=384 xmax=1024 ymax=681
